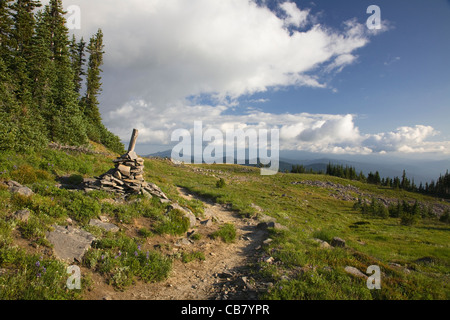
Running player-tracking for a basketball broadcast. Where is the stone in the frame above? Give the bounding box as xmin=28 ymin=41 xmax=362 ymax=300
xmin=168 ymin=203 xmax=197 ymax=227
xmin=331 ymin=237 xmax=346 ymax=248
xmin=174 ymin=238 xmax=192 ymax=247
xmin=14 ymin=209 xmax=31 ymax=222
xmin=46 ymin=225 xmax=95 ymax=263
xmin=344 ymin=266 xmax=367 ymax=279
xmin=264 ymin=256 xmax=275 ymax=264
xmin=6 ymin=181 xmax=34 ymax=196
xmin=313 ymin=238 xmax=331 ymax=249
xmin=89 ymin=219 xmax=120 ymax=233
xmin=257 ymin=221 xmax=287 ymax=231
xmin=117 ymin=164 xmax=131 ymax=176
xmin=127 ymin=151 xmax=138 ymax=160
xmin=201 ymin=219 xmax=213 ymax=227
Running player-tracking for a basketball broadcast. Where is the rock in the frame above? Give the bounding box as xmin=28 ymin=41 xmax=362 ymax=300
xmin=414 ymin=257 xmax=436 ymax=264
xmin=14 ymin=209 xmax=31 ymax=222
xmin=46 ymin=225 xmax=95 ymax=263
xmin=263 ymin=238 xmax=273 ymax=245
xmin=174 ymin=238 xmax=192 ymax=247
xmin=117 ymin=164 xmax=131 ymax=176
xmin=264 ymin=256 xmax=275 ymax=264
xmin=201 ymin=219 xmax=213 ymax=227
xmin=168 ymin=203 xmax=197 ymax=227
xmin=313 ymin=238 xmax=331 ymax=249
xmin=331 ymin=237 xmax=346 ymax=248
xmin=344 ymin=266 xmax=367 ymax=279
xmin=6 ymin=180 xmax=34 ymax=196
xmin=89 ymin=219 xmax=120 ymax=233
xmin=257 ymin=221 xmax=287 ymax=231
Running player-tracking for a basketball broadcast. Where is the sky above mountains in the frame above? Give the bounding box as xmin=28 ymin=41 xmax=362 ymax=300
xmin=56 ymin=0 xmax=450 ymax=158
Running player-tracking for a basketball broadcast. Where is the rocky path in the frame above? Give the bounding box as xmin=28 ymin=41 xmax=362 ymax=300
xmin=84 ymin=188 xmax=268 ymax=300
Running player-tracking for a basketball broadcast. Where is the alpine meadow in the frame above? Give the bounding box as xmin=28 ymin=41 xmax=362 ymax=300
xmin=0 ymin=0 xmax=449 ymax=307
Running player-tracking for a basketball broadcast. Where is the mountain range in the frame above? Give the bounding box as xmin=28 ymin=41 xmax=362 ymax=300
xmin=145 ymin=149 xmax=450 ymax=184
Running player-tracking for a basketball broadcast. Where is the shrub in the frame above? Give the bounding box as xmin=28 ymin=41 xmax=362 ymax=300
xmin=66 ymin=196 xmax=101 ymax=225
xmin=439 ymin=210 xmax=450 ymax=224
xmin=67 ymin=174 xmax=84 ymax=185
xmin=211 ymin=223 xmax=236 ymax=243
xmin=216 ymin=178 xmax=226 ymax=188
xmin=154 ymin=209 xmax=190 ymax=236
xmin=312 ymin=228 xmax=336 ymax=243
xmin=10 ymin=165 xmax=37 ymax=185
xmin=400 ymin=211 xmax=420 ymax=226
xmin=181 ymin=251 xmax=205 ymax=263
xmin=84 ymin=236 xmax=172 ymax=289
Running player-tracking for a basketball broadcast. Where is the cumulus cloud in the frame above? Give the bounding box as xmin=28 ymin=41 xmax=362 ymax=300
xmin=59 ymin=0 xmax=373 ymax=109
xmin=40 ymin=0 xmax=449 ymax=155
xmin=104 ymin=103 xmax=450 ymax=154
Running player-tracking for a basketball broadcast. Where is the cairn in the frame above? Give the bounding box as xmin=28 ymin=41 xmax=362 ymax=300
xmin=84 ymin=129 xmax=168 ymax=200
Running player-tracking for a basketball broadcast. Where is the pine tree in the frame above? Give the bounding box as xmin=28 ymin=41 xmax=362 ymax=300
xmin=38 ymin=0 xmax=87 ymax=145
xmin=0 ymin=0 xmax=14 ymax=64
xmin=83 ymin=29 xmax=104 ymax=127
xmin=69 ymin=34 xmax=86 ymax=96
xmin=10 ymin=0 xmax=41 ymax=108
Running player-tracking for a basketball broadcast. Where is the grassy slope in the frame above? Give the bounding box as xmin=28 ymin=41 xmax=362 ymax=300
xmin=0 ymin=148 xmax=449 ymax=299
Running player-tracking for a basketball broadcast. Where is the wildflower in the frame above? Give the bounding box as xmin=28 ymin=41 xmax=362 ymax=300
xmin=36 ymin=261 xmax=40 ymax=267
xmin=13 ymin=165 xmax=17 ymax=170
xmin=101 ymin=255 xmax=105 ymax=260
xmin=137 ymin=245 xmax=141 ymax=251
xmin=37 ymin=273 xmax=41 ymax=278
xmin=146 ymin=251 xmax=149 ymax=259
xmin=118 ymin=251 xmax=121 ymax=257
xmin=42 ymin=267 xmax=47 ymax=273
xmin=134 ymin=251 xmax=138 ymax=257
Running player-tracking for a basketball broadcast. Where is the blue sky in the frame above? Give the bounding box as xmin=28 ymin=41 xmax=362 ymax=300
xmin=63 ymin=0 xmax=450 ymax=158
xmin=241 ymin=0 xmax=450 ymax=136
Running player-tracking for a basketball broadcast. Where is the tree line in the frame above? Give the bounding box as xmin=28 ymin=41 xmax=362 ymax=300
xmin=0 ymin=0 xmax=124 ymax=154
xmin=291 ymin=162 xmax=450 ymax=198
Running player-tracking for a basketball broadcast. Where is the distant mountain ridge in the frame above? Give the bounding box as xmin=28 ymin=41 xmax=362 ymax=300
xmin=145 ymin=149 xmax=449 ymax=184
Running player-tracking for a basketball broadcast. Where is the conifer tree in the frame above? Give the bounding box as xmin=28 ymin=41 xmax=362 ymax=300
xmin=0 ymin=0 xmax=14 ymax=64
xmin=69 ymin=34 xmax=86 ymax=96
xmin=39 ymin=0 xmax=87 ymax=145
xmin=83 ymin=29 xmax=104 ymax=127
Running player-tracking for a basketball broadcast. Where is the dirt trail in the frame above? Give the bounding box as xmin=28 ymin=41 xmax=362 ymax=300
xmin=84 ymin=188 xmax=268 ymax=300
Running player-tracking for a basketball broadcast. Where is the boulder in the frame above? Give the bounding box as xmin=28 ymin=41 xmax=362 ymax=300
xmin=331 ymin=237 xmax=346 ymax=248
xmin=89 ymin=219 xmax=120 ymax=233
xmin=344 ymin=266 xmax=367 ymax=279
xmin=6 ymin=180 xmax=34 ymax=196
xmin=313 ymin=238 xmax=331 ymax=249
xmin=168 ymin=203 xmax=197 ymax=228
xmin=14 ymin=209 xmax=31 ymax=223
xmin=46 ymin=225 xmax=95 ymax=263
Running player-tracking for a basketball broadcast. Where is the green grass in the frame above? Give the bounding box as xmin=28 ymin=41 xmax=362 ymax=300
xmin=83 ymin=234 xmax=172 ymax=290
xmin=211 ymin=223 xmax=237 ymax=243
xmin=181 ymin=251 xmax=206 ymax=263
xmin=1 ymin=149 xmax=449 ymax=299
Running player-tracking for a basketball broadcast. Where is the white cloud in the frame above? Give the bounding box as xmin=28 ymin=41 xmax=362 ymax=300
xmin=41 ymin=0 xmax=447 ymax=156
xmin=61 ymin=0 xmax=374 ymax=110
xmin=279 ymin=1 xmax=310 ymax=28
xmin=105 ymin=102 xmax=450 ymax=155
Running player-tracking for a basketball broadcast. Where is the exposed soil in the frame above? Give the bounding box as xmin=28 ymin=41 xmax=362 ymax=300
xmin=82 ymin=187 xmax=269 ymax=300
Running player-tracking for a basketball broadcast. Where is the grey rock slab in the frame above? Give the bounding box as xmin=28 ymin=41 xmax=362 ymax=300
xmin=89 ymin=219 xmax=120 ymax=232
xmin=344 ymin=266 xmax=368 ymax=279
xmin=46 ymin=225 xmax=96 ymax=263
xmin=14 ymin=209 xmax=31 ymax=222
xmin=6 ymin=180 xmax=34 ymax=196
xmin=168 ymin=203 xmax=197 ymax=227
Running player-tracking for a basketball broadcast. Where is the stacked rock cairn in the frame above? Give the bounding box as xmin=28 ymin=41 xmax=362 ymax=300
xmin=84 ymin=129 xmax=168 ymax=200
